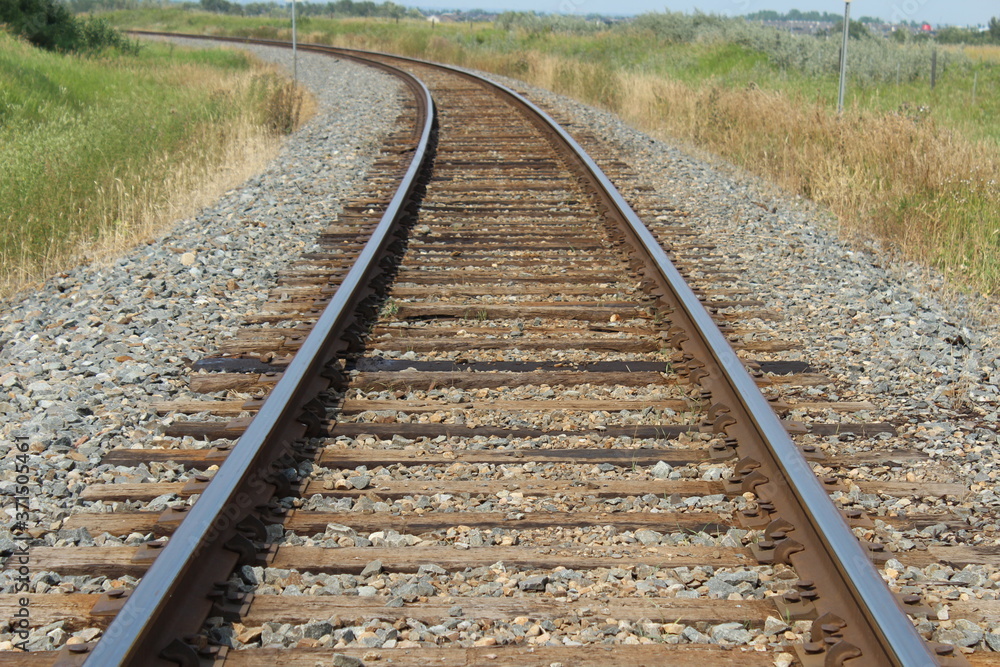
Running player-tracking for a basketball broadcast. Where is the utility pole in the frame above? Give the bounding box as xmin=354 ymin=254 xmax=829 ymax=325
xmin=837 ymin=0 xmax=852 ymax=114
xmin=292 ymin=0 xmax=298 ymax=82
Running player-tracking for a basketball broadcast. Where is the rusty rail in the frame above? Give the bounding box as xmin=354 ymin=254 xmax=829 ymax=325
xmin=73 ymin=41 xmax=434 ymax=667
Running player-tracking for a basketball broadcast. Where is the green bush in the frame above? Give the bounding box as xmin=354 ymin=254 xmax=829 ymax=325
xmin=78 ymin=16 xmax=139 ymax=53
xmin=0 ymin=0 xmax=137 ymax=52
xmin=630 ymin=12 xmax=969 ymax=86
xmin=0 ymin=0 xmax=79 ymax=50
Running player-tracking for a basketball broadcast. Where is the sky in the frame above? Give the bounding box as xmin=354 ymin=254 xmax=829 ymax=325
xmin=413 ymin=1 xmax=992 ymax=28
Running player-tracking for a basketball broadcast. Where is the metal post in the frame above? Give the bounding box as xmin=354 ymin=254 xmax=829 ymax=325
xmin=837 ymin=0 xmax=851 ymax=114
xmin=292 ymin=0 xmax=297 ymax=82
xmin=931 ymin=49 xmax=937 ymax=90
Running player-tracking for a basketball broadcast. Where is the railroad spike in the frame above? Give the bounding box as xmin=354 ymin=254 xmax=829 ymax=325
xmin=222 ymin=533 xmax=259 ymax=566
xmin=927 ymin=642 xmax=974 ymax=666
xmin=297 ymin=399 xmax=329 ymax=437
xmin=725 ymin=462 xmax=768 ymax=494
xmin=667 ymin=327 xmax=689 ymax=347
xmin=687 ymin=367 xmax=710 ymax=382
xmin=773 ymin=588 xmax=818 ymax=621
xmin=266 ymin=468 xmax=294 ymax=497
xmin=709 ymin=439 xmax=738 ymax=460
xmin=90 ymin=588 xmax=131 ymax=617
xmin=841 ymin=508 xmax=874 ymax=528
xmin=159 ymin=637 xmax=201 ymax=667
xmin=824 ymin=639 xmax=863 ymax=665
xmin=208 ymin=586 xmax=255 ymax=622
xmin=236 ymin=514 xmax=268 ymax=541
xmin=712 ymin=412 xmax=738 ymax=434
xmin=131 ymin=539 xmax=167 ymax=564
xmin=707 ymin=402 xmax=732 ymax=419
xmin=859 ymin=539 xmax=891 ymax=564
xmin=764 ymin=517 xmax=796 ymax=538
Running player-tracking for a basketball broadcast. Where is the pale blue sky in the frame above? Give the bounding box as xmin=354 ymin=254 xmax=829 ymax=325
xmin=414 ymin=1 xmax=992 ymax=28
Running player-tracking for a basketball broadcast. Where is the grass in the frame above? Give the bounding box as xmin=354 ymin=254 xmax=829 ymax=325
xmin=0 ymin=32 xmax=312 ymax=297
xmin=99 ymin=9 xmax=1000 ymax=297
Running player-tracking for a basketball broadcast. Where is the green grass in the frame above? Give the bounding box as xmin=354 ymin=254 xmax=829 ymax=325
xmin=0 ymin=31 xmax=302 ymax=294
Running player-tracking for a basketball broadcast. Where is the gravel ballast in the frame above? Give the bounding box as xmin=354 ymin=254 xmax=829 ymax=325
xmin=3 ymin=40 xmax=1000 ymax=655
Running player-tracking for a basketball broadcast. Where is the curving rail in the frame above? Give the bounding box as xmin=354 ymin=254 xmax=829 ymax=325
xmin=75 ymin=42 xmax=434 ymax=667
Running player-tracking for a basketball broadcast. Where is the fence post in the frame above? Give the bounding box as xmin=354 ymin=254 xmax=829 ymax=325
xmin=837 ymin=0 xmax=852 ymax=113
xmin=930 ymin=49 xmax=937 ymax=90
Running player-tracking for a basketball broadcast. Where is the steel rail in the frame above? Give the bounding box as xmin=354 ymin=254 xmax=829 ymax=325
xmin=455 ymin=62 xmax=938 ymax=667
xmin=114 ymin=33 xmax=938 ymax=666
xmin=482 ymin=77 xmax=936 ymax=667
xmin=78 ymin=41 xmax=434 ymax=667
xmin=505 ymin=85 xmax=939 ymax=667
xmin=306 ymin=45 xmax=939 ymax=666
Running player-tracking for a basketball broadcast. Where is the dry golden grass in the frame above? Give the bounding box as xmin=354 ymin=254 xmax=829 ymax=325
xmin=609 ymin=72 xmax=1000 ymax=278
xmin=964 ymin=44 xmax=1000 ymax=62
xmin=87 ymin=66 xmax=315 ymax=276
xmin=84 ymin=91 xmax=279 ymax=268
xmin=1 ymin=53 xmax=315 ymax=298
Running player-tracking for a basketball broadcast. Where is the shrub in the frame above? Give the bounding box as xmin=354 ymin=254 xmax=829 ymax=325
xmin=0 ymin=0 xmax=80 ymax=50
xmin=78 ymin=16 xmax=140 ymax=53
xmin=0 ymin=0 xmax=138 ymax=52
xmin=630 ymin=12 xmax=969 ymax=86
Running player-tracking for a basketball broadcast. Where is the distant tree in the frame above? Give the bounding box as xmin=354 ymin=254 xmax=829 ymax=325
xmin=200 ymin=0 xmax=238 ymax=13
xmin=745 ymin=10 xmax=779 ymax=20
xmin=936 ymin=25 xmax=986 ymax=44
xmin=990 ymin=17 xmax=1000 ymax=42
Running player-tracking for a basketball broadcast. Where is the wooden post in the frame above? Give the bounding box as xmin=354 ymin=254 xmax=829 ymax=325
xmin=931 ymin=49 xmax=937 ymax=90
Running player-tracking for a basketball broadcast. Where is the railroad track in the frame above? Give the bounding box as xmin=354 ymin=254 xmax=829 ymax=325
xmin=1 ymin=35 xmax=989 ymax=667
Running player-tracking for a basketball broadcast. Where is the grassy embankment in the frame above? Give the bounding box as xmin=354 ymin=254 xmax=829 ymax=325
xmin=0 ymin=32 xmax=311 ymax=297
xmin=103 ymin=9 xmax=1000 ymax=299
